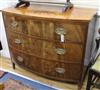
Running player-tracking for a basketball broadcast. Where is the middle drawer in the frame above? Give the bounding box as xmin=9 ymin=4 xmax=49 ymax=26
xmin=7 ymin=32 xmax=83 ymax=62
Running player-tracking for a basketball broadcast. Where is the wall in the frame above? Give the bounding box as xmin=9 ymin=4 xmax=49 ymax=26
xmin=93 ymin=16 xmax=100 ymax=53
xmin=0 ymin=0 xmax=18 ymax=58
xmin=71 ymin=0 xmax=99 ymax=9
xmin=84 ymin=16 xmax=100 ymax=65
xmin=0 ymin=12 xmax=10 ymax=57
xmin=0 ymin=1 xmax=100 ymax=65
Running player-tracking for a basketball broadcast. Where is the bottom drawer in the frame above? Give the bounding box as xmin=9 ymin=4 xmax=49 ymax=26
xmin=10 ymin=47 xmax=81 ymax=82
xmin=10 ymin=47 xmax=42 ymax=73
xmin=41 ymin=60 xmax=81 ymax=81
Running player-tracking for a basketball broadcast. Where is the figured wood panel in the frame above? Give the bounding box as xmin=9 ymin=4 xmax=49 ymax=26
xmin=27 ymin=20 xmax=42 ymax=37
xmin=2 ymin=9 xmax=92 ymax=84
xmin=54 ymin=23 xmax=87 ymax=43
xmin=42 ymin=21 xmax=55 ymax=40
xmin=41 ymin=59 xmax=81 ymax=81
xmin=42 ymin=22 xmax=87 ymax=43
xmin=10 ymin=47 xmax=42 ymax=73
xmin=7 ymin=30 xmax=83 ymax=62
xmin=4 ymin=13 xmax=43 ymax=37
xmin=10 ymin=46 xmax=81 ymax=81
xmin=42 ymin=41 xmax=83 ymax=62
xmin=2 ymin=7 xmax=96 ymax=21
xmin=4 ymin=13 xmax=87 ymax=44
xmin=4 ymin=13 xmax=54 ymax=40
xmin=3 ymin=13 xmax=26 ymax=34
xmin=6 ymin=32 xmax=43 ymax=57
xmin=6 ymin=32 xmax=30 ymax=53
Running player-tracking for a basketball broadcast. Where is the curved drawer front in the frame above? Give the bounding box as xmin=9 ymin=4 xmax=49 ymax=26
xmin=10 ymin=47 xmax=81 ymax=81
xmin=4 ymin=13 xmax=27 ymax=34
xmin=23 ymin=21 xmax=54 ymax=41
xmin=54 ymin=23 xmax=86 ymax=43
xmin=41 ymin=60 xmax=81 ymax=81
xmin=10 ymin=47 xmax=42 ymax=72
xmin=4 ymin=13 xmax=86 ymax=43
xmin=7 ymin=32 xmax=43 ymax=57
xmin=4 ymin=13 xmax=54 ymax=40
xmin=43 ymin=41 xmax=83 ymax=62
xmin=3 ymin=13 xmax=46 ymax=38
xmin=7 ymin=31 xmax=83 ymax=62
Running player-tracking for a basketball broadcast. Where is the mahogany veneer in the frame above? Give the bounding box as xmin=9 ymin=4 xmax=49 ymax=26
xmin=2 ymin=6 xmax=96 ymax=90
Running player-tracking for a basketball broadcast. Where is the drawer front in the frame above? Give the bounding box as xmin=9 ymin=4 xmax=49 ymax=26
xmin=3 ymin=13 xmax=43 ymax=37
xmin=4 ymin=13 xmax=86 ymax=43
xmin=7 ymin=32 xmax=43 ymax=57
xmin=4 ymin=13 xmax=54 ymax=39
xmin=43 ymin=41 xmax=83 ymax=62
xmin=3 ymin=13 xmax=28 ymax=34
xmin=10 ymin=47 xmax=42 ymax=72
xmin=27 ymin=20 xmax=43 ymax=37
xmin=41 ymin=60 xmax=81 ymax=81
xmin=7 ymin=31 xmax=83 ymax=62
xmin=10 ymin=47 xmax=81 ymax=81
xmin=54 ymin=23 xmax=86 ymax=43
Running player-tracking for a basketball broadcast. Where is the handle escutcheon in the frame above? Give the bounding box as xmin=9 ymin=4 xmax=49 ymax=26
xmin=55 ymin=28 xmax=65 ymax=42
xmin=11 ymin=19 xmax=18 ymax=28
xmin=14 ymin=39 xmax=21 ymax=44
xmin=55 ymin=48 xmax=65 ymax=55
xmin=17 ymin=56 xmax=23 ymax=62
xmin=55 ymin=67 xmax=65 ymax=74
xmin=55 ymin=28 xmax=66 ymax=35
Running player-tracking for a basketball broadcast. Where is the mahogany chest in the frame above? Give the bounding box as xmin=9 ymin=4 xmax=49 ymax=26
xmin=2 ymin=7 xmax=96 ymax=89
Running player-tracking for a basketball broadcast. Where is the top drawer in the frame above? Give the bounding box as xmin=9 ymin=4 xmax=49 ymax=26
xmin=3 ymin=13 xmax=87 ymax=43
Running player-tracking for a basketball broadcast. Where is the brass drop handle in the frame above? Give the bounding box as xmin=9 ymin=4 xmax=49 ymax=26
xmin=55 ymin=67 xmax=65 ymax=74
xmin=17 ymin=56 xmax=23 ymax=62
xmin=55 ymin=48 xmax=65 ymax=55
xmin=55 ymin=28 xmax=65 ymax=42
xmin=14 ymin=39 xmax=21 ymax=44
xmin=11 ymin=19 xmax=18 ymax=28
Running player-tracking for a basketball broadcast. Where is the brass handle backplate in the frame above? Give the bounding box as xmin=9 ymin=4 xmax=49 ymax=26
xmin=55 ymin=67 xmax=65 ymax=74
xmin=55 ymin=28 xmax=65 ymax=42
xmin=17 ymin=56 xmax=23 ymax=62
xmin=14 ymin=39 xmax=21 ymax=44
xmin=11 ymin=20 xmax=18 ymax=28
xmin=55 ymin=28 xmax=66 ymax=35
xmin=55 ymin=48 xmax=65 ymax=55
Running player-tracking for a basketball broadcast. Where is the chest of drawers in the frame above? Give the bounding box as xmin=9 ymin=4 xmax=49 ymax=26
xmin=2 ymin=7 xmax=96 ymax=89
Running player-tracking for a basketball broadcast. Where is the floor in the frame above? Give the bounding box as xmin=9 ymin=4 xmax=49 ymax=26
xmin=0 ymin=56 xmax=99 ymax=90
xmin=0 ymin=72 xmax=57 ymax=90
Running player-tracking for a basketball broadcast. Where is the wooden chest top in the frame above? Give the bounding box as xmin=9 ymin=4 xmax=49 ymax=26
xmin=2 ymin=6 xmax=96 ymax=22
